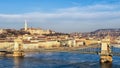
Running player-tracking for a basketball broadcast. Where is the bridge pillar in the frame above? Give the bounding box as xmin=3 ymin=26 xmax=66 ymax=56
xmin=13 ymin=38 xmax=24 ymax=57
xmin=100 ymin=38 xmax=112 ymax=63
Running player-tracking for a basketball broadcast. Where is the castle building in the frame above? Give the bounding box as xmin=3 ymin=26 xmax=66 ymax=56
xmin=24 ymin=20 xmax=55 ymax=35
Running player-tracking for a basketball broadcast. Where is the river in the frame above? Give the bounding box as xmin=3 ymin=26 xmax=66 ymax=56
xmin=0 ymin=52 xmax=120 ymax=68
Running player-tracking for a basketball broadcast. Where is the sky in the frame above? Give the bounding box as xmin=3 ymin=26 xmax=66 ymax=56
xmin=0 ymin=0 xmax=120 ymax=33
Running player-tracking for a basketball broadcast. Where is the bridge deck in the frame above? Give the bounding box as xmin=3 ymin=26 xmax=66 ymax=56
xmin=1 ymin=45 xmax=120 ymax=56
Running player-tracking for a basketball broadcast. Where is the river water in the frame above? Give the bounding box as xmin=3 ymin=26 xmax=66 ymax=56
xmin=0 ymin=52 xmax=120 ymax=68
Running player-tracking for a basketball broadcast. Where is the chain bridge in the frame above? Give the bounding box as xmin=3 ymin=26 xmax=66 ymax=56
xmin=0 ymin=37 xmax=120 ymax=63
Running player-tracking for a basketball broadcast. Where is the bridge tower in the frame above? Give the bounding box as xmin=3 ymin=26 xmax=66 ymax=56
xmin=100 ymin=36 xmax=112 ymax=63
xmin=13 ymin=38 xmax=24 ymax=57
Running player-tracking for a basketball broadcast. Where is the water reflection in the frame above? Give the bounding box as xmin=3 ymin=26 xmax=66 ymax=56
xmin=14 ymin=57 xmax=24 ymax=68
xmin=100 ymin=63 xmax=112 ymax=68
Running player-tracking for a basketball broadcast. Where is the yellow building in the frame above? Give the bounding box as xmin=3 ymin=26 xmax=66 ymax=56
xmin=38 ymin=40 xmax=60 ymax=48
xmin=84 ymin=39 xmax=99 ymax=45
xmin=0 ymin=41 xmax=14 ymax=50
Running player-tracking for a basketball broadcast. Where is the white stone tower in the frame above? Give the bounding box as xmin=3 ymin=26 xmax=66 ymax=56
xmin=24 ymin=20 xmax=27 ymax=31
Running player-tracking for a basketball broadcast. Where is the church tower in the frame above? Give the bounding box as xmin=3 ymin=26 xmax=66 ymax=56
xmin=24 ymin=20 xmax=27 ymax=31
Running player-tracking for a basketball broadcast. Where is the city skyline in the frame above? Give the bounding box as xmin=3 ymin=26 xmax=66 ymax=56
xmin=0 ymin=0 xmax=120 ymax=32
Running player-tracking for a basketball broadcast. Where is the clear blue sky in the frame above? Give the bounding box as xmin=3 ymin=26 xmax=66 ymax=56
xmin=0 ymin=0 xmax=120 ymax=32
